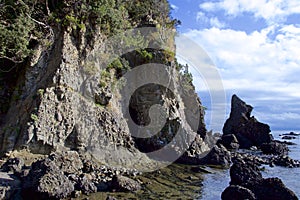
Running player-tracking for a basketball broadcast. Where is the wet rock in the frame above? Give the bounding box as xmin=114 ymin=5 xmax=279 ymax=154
xmin=221 ymin=185 xmax=255 ymax=200
xmin=176 ymin=134 xmax=213 ymax=165
xmin=223 ymin=157 xmax=299 ymax=200
xmin=260 ymin=141 xmax=289 ymax=156
xmin=230 ymin=159 xmax=262 ymax=186
xmin=252 ymin=178 xmax=298 ymax=200
xmin=281 ymin=136 xmax=296 ymax=140
xmin=111 ymin=175 xmax=141 ymax=192
xmin=218 ymin=134 xmax=239 ymax=150
xmin=96 ymin=182 xmax=110 ymax=192
xmin=190 ymin=166 xmax=212 ymax=173
xmin=22 ymin=157 xmax=74 ymax=199
xmin=273 ymin=155 xmax=300 ymax=168
xmin=282 ymin=132 xmax=300 ymax=136
xmin=200 ymin=144 xmax=231 ymax=167
xmin=223 ymin=95 xmax=272 ymax=149
xmin=1 ymin=157 xmax=24 ymax=174
xmin=276 ymin=140 xmax=297 ymax=146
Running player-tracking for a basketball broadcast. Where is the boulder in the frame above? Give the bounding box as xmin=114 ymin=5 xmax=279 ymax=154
xmin=200 ymin=144 xmax=231 ymax=167
xmin=22 ymin=155 xmax=75 ymax=199
xmin=260 ymin=141 xmax=289 ymax=156
xmin=282 ymin=136 xmax=296 ymax=140
xmin=251 ymin=178 xmax=298 ymax=200
xmin=272 ymin=155 xmax=300 ymax=168
xmin=48 ymin=151 xmax=83 ymax=174
xmin=218 ymin=134 xmax=239 ymax=150
xmin=282 ymin=132 xmax=300 ymax=136
xmin=223 ymin=158 xmax=299 ymax=200
xmin=223 ymin=95 xmax=273 ymax=149
xmin=221 ymin=185 xmax=255 ymax=200
xmin=111 ymin=175 xmax=141 ymax=192
xmin=230 ymin=159 xmax=262 ymax=186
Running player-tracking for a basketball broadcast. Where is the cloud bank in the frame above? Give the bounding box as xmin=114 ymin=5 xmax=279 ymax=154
xmin=170 ymin=0 xmax=300 ymax=131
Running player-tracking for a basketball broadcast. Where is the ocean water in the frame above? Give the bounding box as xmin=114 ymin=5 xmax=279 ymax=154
xmin=201 ymin=130 xmax=300 ymax=199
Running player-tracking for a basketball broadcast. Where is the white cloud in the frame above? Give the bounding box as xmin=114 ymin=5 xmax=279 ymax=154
xmin=181 ymin=23 xmax=300 ymax=131
xmin=209 ymin=17 xmax=226 ymax=28
xmin=196 ymin=11 xmax=209 ymax=23
xmin=199 ymin=0 xmax=300 ymax=24
xmin=197 ymin=12 xmax=226 ymax=28
xmin=183 ymin=24 xmax=300 ymax=99
xmin=170 ymin=4 xmax=179 ymax=12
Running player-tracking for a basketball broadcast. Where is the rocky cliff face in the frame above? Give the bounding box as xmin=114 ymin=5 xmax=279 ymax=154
xmin=0 ymin=1 xmax=209 ymax=171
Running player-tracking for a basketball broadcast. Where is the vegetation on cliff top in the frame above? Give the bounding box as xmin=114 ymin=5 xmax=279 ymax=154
xmin=0 ymin=0 xmax=193 ymax=115
xmin=0 ymin=0 xmax=178 ymax=65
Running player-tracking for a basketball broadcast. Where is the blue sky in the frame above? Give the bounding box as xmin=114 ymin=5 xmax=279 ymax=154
xmin=169 ymin=0 xmax=300 ymax=132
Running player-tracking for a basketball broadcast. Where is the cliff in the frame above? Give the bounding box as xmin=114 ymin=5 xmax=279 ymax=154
xmin=0 ymin=0 xmax=209 ymax=171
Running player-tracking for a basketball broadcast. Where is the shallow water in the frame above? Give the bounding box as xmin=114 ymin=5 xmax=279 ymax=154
xmin=201 ymin=168 xmax=230 ymax=200
xmin=262 ymin=131 xmax=300 ymax=197
xmin=83 ymin=164 xmax=205 ymax=200
xmin=201 ymin=130 xmax=300 ymax=199
xmin=76 ymin=130 xmax=300 ymax=199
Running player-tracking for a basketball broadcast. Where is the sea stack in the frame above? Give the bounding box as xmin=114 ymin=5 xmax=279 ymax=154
xmin=222 ymin=95 xmax=273 ymax=149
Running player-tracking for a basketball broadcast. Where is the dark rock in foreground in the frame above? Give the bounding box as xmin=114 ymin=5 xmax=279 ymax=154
xmin=22 ymin=155 xmax=75 ymax=199
xmin=222 ymin=95 xmax=273 ymax=149
xmin=230 ymin=159 xmax=262 ymax=186
xmin=0 ymin=150 xmax=144 ymax=199
xmin=251 ymin=177 xmax=298 ymax=200
xmin=272 ymin=155 xmax=300 ymax=168
xmin=111 ymin=175 xmax=141 ymax=192
xmin=221 ymin=185 xmax=255 ymax=200
xmin=218 ymin=134 xmax=239 ymax=150
xmin=222 ymin=158 xmax=298 ymax=200
xmin=261 ymin=141 xmax=289 ymax=156
xmin=199 ymin=144 xmax=231 ymax=167
xmin=282 ymin=136 xmax=297 ymax=140
xmin=282 ymin=132 xmax=300 ymax=136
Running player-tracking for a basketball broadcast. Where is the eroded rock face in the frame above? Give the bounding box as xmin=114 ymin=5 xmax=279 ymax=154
xmin=223 ymin=95 xmax=273 ymax=149
xmin=0 ymin=27 xmax=208 ymax=169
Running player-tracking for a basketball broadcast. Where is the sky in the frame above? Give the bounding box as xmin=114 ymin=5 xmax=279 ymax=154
xmin=169 ymin=0 xmax=300 ymax=132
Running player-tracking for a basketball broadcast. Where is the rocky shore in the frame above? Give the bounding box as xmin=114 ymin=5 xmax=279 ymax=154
xmin=217 ymin=95 xmax=299 ymax=199
xmin=1 ymin=0 xmax=299 ymax=199
xmin=1 ymin=94 xmax=299 ymax=199
xmin=0 ymin=150 xmax=143 ymax=199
